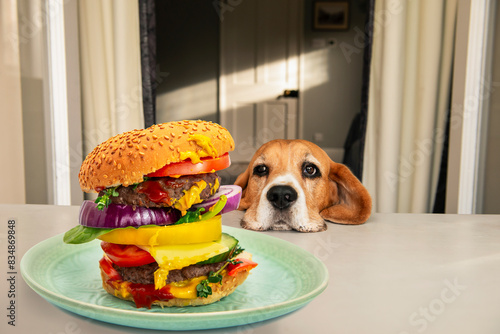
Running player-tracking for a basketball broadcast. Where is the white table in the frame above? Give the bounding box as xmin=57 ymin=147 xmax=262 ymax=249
xmin=1 ymin=204 xmax=499 ymax=333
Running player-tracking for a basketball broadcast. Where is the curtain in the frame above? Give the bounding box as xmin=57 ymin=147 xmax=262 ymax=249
xmin=362 ymin=0 xmax=457 ymax=213
xmin=139 ymin=0 xmax=156 ymax=128
xmin=79 ymin=0 xmax=145 ymax=156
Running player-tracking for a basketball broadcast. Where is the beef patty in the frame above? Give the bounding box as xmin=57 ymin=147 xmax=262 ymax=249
xmin=113 ymin=261 xmax=226 ymax=285
xmin=102 ymin=173 xmax=220 ymax=208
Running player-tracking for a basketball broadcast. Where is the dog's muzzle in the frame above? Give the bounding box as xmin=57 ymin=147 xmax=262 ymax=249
xmin=266 ymin=185 xmax=298 ymax=210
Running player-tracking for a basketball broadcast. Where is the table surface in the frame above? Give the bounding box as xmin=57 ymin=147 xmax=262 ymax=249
xmin=1 ymin=204 xmax=500 ymax=334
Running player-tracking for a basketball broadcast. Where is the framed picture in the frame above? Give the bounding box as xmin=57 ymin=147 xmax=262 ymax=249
xmin=313 ymin=1 xmax=349 ymax=30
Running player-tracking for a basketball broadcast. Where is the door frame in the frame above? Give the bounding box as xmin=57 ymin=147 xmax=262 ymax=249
xmin=446 ymin=0 xmax=496 ymax=213
xmin=43 ymin=0 xmax=83 ymax=205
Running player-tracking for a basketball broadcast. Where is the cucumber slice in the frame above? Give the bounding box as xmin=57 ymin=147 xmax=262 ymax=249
xmin=197 ymin=233 xmax=238 ymax=264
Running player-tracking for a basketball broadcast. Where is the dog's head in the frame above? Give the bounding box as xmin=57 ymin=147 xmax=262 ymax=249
xmin=234 ymin=139 xmax=371 ymax=232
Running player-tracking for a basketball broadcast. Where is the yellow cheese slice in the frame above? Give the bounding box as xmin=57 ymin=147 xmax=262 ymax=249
xmin=139 ymin=241 xmax=228 ymax=290
xmin=169 ymin=276 xmax=207 ymax=299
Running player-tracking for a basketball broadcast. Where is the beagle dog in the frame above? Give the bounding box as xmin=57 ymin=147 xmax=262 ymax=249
xmin=234 ymin=139 xmax=372 ymax=232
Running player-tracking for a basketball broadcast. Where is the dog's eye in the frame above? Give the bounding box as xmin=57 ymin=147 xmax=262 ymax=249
xmin=302 ymin=163 xmax=320 ymax=178
xmin=253 ymin=164 xmax=269 ymax=177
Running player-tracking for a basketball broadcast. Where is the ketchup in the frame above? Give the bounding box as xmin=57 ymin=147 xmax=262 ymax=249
xmin=100 ymin=256 xmax=174 ymax=309
xmin=128 ymin=283 xmax=174 ymax=309
xmin=136 ymin=180 xmax=173 ymax=204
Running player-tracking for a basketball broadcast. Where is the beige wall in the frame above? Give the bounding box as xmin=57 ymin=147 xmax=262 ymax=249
xmin=0 ymin=0 xmax=26 ymax=204
xmin=18 ymin=0 xmax=48 ymax=204
xmin=482 ymin=3 xmax=500 ymax=214
xmin=301 ymin=2 xmax=366 ymax=150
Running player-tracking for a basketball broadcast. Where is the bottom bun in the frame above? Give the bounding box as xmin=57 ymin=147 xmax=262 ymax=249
xmin=100 ymin=268 xmax=251 ymax=308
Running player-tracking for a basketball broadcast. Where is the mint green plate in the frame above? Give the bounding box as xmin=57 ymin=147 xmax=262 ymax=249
xmin=21 ymin=226 xmax=328 ymax=331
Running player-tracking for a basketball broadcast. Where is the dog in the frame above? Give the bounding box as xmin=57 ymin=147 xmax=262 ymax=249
xmin=234 ymin=139 xmax=372 ymax=232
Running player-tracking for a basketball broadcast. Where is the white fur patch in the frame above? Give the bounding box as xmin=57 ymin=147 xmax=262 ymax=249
xmin=255 ymin=173 xmax=310 ymax=231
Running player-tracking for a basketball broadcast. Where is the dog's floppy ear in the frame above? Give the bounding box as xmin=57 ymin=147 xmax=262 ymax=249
xmin=234 ymin=167 xmax=252 ymax=210
xmin=320 ymin=161 xmax=372 ymax=225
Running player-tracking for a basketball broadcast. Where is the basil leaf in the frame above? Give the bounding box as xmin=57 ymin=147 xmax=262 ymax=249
xmin=174 ymin=207 xmax=206 ymax=225
xmin=94 ymin=186 xmax=119 ymax=211
xmin=63 ymin=225 xmax=114 ymax=244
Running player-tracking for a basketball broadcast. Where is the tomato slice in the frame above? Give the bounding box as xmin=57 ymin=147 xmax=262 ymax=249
xmin=101 ymin=241 xmax=156 ymax=267
xmin=99 ymin=256 xmax=122 ymax=280
xmin=227 ymin=258 xmax=258 ymax=276
xmin=147 ymin=153 xmax=230 ymax=177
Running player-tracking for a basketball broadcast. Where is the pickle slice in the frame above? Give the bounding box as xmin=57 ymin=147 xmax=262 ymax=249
xmin=197 ymin=233 xmax=239 ymax=264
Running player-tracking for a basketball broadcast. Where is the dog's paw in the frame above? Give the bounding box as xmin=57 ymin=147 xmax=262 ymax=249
xmin=295 ymin=221 xmax=327 ymax=233
xmin=240 ymin=218 xmax=267 ymax=231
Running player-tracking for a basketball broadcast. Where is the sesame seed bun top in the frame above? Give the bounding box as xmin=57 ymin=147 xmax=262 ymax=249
xmin=78 ymin=120 xmax=235 ymax=192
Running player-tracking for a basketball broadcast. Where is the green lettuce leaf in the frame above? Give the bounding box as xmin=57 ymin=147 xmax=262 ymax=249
xmin=63 ymin=225 xmax=115 ymax=244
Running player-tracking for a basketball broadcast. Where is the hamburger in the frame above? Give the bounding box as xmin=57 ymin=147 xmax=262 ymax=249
xmin=63 ymin=120 xmax=257 ymax=308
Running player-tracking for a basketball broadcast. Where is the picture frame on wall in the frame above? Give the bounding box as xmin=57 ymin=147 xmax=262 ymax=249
xmin=313 ymin=1 xmax=350 ymax=30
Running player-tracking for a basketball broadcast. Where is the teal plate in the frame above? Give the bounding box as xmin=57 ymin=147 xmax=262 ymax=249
xmin=21 ymin=226 xmax=328 ymax=331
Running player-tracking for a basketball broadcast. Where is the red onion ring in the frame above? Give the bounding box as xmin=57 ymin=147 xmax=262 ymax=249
xmin=79 ymin=201 xmax=181 ymax=228
xmin=193 ymin=185 xmax=242 ymax=214
xmin=79 ymin=185 xmax=242 ymax=229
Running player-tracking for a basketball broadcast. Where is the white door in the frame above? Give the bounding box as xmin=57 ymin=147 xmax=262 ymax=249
xmin=220 ymin=0 xmax=301 ymax=162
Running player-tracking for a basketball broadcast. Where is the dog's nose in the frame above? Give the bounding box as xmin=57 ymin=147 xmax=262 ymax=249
xmin=266 ymin=185 xmax=297 ymax=210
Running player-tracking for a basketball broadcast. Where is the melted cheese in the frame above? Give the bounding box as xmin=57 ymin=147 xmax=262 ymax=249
xmin=111 ymin=281 xmax=131 ymax=299
xmin=111 ymin=276 xmax=208 ymax=300
xmin=180 ymin=134 xmax=218 ymax=163
xmin=210 ymin=177 xmax=220 ymax=195
xmin=173 ymin=180 xmax=207 ymax=216
xmin=139 ymin=241 xmax=229 ymax=290
xmin=169 ymin=276 xmax=207 ymax=299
